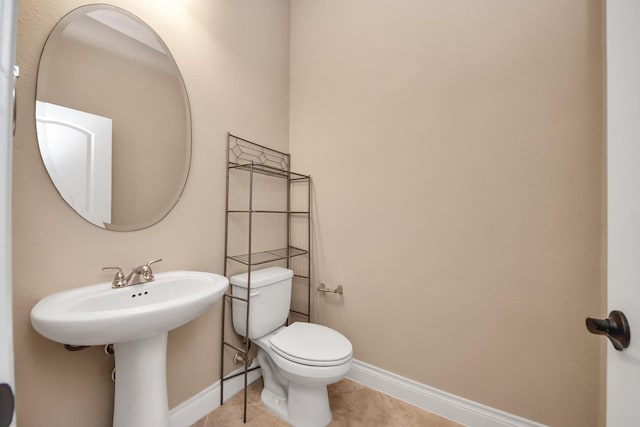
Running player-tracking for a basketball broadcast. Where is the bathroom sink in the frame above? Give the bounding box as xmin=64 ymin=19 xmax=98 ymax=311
xmin=31 ymin=270 xmax=228 ymax=346
xmin=30 ymin=270 xmax=229 ymax=427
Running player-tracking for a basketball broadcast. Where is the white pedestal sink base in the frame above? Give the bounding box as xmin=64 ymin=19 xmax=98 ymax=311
xmin=113 ymin=333 xmax=169 ymax=427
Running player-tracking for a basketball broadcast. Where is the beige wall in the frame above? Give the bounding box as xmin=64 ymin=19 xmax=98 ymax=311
xmin=14 ymin=0 xmax=290 ymax=425
xmin=289 ymin=1 xmax=605 ymax=426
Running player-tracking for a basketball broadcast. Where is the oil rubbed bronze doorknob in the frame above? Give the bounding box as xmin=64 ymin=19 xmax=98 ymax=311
xmin=586 ymin=310 xmax=631 ymax=351
xmin=0 ymin=383 xmax=15 ymax=427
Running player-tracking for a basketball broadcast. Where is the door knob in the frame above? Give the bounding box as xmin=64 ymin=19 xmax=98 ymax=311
xmin=586 ymin=310 xmax=631 ymax=351
xmin=0 ymin=383 xmax=15 ymax=427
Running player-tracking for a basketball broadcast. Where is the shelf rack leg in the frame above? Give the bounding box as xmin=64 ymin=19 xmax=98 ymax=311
xmin=220 ymin=133 xmax=231 ymax=407
xmin=219 ymin=294 xmax=226 ymax=406
xmin=241 ymin=161 xmax=255 ymax=423
xmin=308 ymin=177 xmax=312 ymax=322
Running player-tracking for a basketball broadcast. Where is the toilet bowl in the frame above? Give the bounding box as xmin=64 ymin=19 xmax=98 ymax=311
xmin=231 ymin=267 xmax=352 ymax=427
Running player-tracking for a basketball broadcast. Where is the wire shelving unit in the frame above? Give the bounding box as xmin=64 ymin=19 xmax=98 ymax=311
xmin=219 ymin=133 xmax=311 ymax=423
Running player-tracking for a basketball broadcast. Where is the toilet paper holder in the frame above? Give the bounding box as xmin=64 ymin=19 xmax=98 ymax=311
xmin=317 ymin=283 xmax=343 ymax=294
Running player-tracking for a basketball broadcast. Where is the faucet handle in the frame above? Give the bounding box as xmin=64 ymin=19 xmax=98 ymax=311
xmin=102 ymin=266 xmax=126 ymax=288
xmin=144 ymin=259 xmax=163 ymax=280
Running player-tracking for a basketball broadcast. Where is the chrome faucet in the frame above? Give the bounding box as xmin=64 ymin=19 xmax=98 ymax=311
xmin=103 ymin=259 xmax=163 ymax=288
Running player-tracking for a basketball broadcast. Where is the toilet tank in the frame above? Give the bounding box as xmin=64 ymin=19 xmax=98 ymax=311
xmin=231 ymin=267 xmax=293 ymax=339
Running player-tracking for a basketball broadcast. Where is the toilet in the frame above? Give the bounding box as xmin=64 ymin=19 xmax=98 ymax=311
xmin=231 ymin=267 xmax=352 ymax=427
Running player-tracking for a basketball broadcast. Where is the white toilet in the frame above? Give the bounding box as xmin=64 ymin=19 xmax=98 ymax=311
xmin=231 ymin=267 xmax=352 ymax=427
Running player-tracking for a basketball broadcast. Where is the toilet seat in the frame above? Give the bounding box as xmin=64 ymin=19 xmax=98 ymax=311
xmin=270 ymin=322 xmax=352 ymax=367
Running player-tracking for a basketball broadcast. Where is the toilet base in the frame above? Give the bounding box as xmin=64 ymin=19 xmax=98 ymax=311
xmin=261 ymin=382 xmax=332 ymax=427
xmin=261 ymin=388 xmax=289 ymax=421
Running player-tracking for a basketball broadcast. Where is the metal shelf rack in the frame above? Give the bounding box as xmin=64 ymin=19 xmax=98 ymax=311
xmin=220 ymin=133 xmax=311 ymax=423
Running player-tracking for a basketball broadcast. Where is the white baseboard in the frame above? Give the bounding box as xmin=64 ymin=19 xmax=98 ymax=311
xmin=168 ymin=363 xmax=262 ymax=427
xmin=347 ymin=360 xmax=548 ymax=427
xmin=169 ymin=358 xmax=547 ymax=427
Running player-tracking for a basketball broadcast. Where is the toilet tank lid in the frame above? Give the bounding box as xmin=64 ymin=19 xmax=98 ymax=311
xmin=230 ymin=266 xmax=294 ymax=289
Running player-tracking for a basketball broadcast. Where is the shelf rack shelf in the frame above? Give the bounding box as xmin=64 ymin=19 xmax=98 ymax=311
xmin=220 ymin=133 xmax=312 ymax=424
xmin=228 ymin=162 xmax=310 ymax=181
xmin=227 ymin=246 xmax=308 ymax=266
xmin=227 ymin=210 xmax=310 ymax=214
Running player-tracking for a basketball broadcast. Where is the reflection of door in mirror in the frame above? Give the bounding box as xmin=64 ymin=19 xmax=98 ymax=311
xmin=35 ymin=101 xmax=112 ymax=228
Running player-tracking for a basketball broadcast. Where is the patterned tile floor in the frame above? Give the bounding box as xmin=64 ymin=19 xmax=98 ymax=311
xmin=192 ymin=378 xmax=462 ymax=427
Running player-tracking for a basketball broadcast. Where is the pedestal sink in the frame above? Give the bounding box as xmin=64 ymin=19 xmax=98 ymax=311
xmin=30 ymin=271 xmax=229 ymax=427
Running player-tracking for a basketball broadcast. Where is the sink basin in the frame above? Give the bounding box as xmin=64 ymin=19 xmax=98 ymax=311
xmin=30 ymin=270 xmax=229 ymax=427
xmin=31 ymin=270 xmax=228 ymax=345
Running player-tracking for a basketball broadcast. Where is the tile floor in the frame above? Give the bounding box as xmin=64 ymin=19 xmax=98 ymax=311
xmin=192 ymin=378 xmax=462 ymax=427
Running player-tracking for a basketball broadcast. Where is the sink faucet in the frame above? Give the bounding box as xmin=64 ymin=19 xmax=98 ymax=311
xmin=103 ymin=259 xmax=163 ymax=288
xmin=125 ymin=259 xmax=163 ymax=286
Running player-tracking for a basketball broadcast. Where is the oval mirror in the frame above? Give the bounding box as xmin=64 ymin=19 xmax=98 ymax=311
xmin=35 ymin=4 xmax=191 ymax=231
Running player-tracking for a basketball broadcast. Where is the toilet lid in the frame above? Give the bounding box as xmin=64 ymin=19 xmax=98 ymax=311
xmin=270 ymin=322 xmax=352 ymax=367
